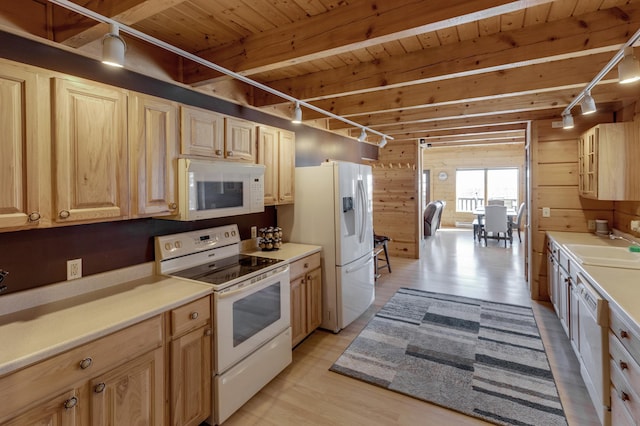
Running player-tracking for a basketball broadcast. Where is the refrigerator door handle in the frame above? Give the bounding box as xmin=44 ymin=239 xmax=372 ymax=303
xmin=346 ymin=255 xmax=373 ymax=274
xmin=357 ymin=179 xmax=366 ymax=244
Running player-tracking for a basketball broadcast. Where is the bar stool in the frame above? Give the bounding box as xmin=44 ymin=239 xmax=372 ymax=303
xmin=373 ymin=233 xmax=391 ymax=280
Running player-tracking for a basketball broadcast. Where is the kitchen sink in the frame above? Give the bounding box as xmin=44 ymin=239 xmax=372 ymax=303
xmin=563 ymin=244 xmax=640 ymax=269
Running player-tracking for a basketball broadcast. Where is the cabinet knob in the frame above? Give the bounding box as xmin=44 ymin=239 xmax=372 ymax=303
xmin=79 ymin=357 xmax=93 ymax=369
xmin=94 ymin=382 xmax=106 ymax=393
xmin=564 ymin=277 xmax=569 ymax=283
xmin=169 ymin=203 xmax=177 ymax=210
xmin=215 ymin=149 xmax=223 ymax=156
xmin=190 ymin=311 xmax=199 ymax=320
xmin=28 ymin=212 xmax=41 ymax=222
xmin=304 ymin=263 xmax=309 ymax=269
xmin=621 ymin=391 xmax=630 ymax=402
xmin=59 ymin=210 xmax=70 ymax=219
xmin=620 ymin=360 xmax=629 ymax=370
xmin=64 ymin=396 xmax=78 ymax=409
xmin=227 ymin=151 xmax=233 ymax=157
xmin=620 ymin=330 xmax=630 ymax=339
xmin=204 ymin=328 xmax=212 ymax=336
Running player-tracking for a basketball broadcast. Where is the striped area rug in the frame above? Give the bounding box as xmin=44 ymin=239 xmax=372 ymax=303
xmin=330 ymin=288 xmax=566 ymax=425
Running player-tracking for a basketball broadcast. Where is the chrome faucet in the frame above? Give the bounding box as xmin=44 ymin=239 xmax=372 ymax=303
xmin=609 ymin=232 xmax=640 ymax=246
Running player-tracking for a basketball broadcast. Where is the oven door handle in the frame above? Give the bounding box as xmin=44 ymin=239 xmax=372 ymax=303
xmin=217 ymin=267 xmax=289 ymax=300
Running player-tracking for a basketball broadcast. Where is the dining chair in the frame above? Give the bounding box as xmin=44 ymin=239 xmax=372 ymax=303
xmin=487 ymin=199 xmax=505 ymax=206
xmin=510 ymin=202 xmax=526 ymax=242
xmin=480 ymin=205 xmax=511 ymax=247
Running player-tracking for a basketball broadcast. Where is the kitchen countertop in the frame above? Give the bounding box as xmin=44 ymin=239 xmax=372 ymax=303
xmin=547 ymin=231 xmax=640 ymax=332
xmin=243 ymin=242 xmax=322 ymax=263
xmin=0 ymin=263 xmax=212 ymax=376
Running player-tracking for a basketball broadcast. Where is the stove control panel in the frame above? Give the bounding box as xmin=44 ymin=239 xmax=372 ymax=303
xmin=155 ymin=224 xmax=240 ymax=261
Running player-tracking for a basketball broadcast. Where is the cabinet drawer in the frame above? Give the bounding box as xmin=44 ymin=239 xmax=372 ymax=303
xmin=289 ymin=253 xmax=321 ymax=279
xmin=610 ymin=331 xmax=640 ymax=397
xmin=547 ymin=240 xmax=560 ymax=262
xmin=0 ymin=315 xmax=162 ymax=422
xmin=171 ymin=296 xmax=211 ymax=337
xmin=610 ymin=354 xmax=640 ymax=423
xmin=611 ymin=386 xmax=637 ymax=426
xmin=610 ymin=307 xmax=640 ymax=363
xmin=558 ymin=248 xmax=571 ymax=274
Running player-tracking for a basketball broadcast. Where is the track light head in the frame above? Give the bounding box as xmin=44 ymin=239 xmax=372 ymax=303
xmin=379 ymin=136 xmax=387 ymax=148
xmin=562 ymin=113 xmax=574 ymax=129
xmin=292 ymin=102 xmax=302 ymax=124
xmin=357 ymin=128 xmax=367 ymax=142
xmin=619 ymin=46 xmax=640 ymax=84
xmin=580 ymin=91 xmax=596 ymax=115
xmin=102 ymin=23 xmax=126 ymax=67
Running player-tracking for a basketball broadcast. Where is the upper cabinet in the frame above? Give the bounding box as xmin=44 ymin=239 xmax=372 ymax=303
xmin=257 ymin=125 xmax=295 ymax=206
xmin=180 ymin=105 xmax=224 ymax=158
xmin=52 ymin=78 xmax=129 ymax=224
xmin=129 ymin=93 xmax=179 ymax=217
xmin=0 ymin=61 xmax=49 ymax=230
xmin=578 ymin=122 xmax=640 ymax=200
xmin=180 ymin=106 xmax=256 ymax=162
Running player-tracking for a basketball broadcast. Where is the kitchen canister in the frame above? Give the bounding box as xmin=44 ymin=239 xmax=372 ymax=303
xmin=258 ymin=227 xmax=282 ymax=251
xmin=595 ymin=219 xmax=609 ymax=235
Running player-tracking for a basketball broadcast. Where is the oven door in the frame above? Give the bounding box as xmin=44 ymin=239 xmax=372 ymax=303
xmin=214 ymin=265 xmax=290 ymax=373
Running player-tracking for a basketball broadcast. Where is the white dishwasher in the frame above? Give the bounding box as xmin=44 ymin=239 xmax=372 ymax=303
xmin=576 ymin=272 xmax=610 ymax=426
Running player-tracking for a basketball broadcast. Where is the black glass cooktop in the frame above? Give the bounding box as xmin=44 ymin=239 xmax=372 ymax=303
xmin=170 ymin=254 xmax=283 ymax=285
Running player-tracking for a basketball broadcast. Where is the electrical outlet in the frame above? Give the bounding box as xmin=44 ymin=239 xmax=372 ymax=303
xmin=251 ymin=226 xmax=257 ymax=239
xmin=588 ymin=220 xmax=596 ymax=231
xmin=542 ymin=207 xmax=551 ymax=218
xmin=67 ymin=259 xmax=82 ymax=280
xmin=631 ymin=220 xmax=640 ymax=232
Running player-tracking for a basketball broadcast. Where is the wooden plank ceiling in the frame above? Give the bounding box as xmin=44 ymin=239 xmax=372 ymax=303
xmin=4 ymin=0 xmax=640 ymax=147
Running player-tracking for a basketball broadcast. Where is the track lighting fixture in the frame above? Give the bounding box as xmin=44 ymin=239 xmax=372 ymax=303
xmin=291 ymin=102 xmax=302 ymax=124
xmin=618 ymin=46 xmax=640 ymax=84
xmin=102 ymin=23 xmax=126 ymax=67
xmin=562 ymin=113 xmax=574 ymax=129
xmin=379 ymin=136 xmax=387 ymax=148
xmin=580 ymin=91 xmax=596 ymax=115
xmin=358 ymin=128 xmax=367 ymax=142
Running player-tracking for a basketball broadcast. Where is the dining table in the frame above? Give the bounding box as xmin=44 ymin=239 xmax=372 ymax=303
xmin=472 ymin=207 xmax=518 ymax=241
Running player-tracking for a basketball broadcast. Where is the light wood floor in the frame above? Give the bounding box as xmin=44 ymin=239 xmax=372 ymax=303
xmin=223 ymin=229 xmax=599 ymax=426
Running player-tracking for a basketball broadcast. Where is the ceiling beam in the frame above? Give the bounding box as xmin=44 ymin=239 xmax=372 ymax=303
xmin=181 ymin=0 xmax=556 ymax=85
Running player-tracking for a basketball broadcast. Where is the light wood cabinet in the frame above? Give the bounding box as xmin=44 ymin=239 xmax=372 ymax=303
xmin=578 ymin=122 xmax=639 ymax=200
xmin=225 ymin=117 xmax=256 ymax=162
xmin=257 ymin=125 xmax=295 ymax=205
xmin=52 ymin=77 xmax=129 ymax=224
xmin=169 ymin=296 xmax=212 ymax=426
xmin=0 ymin=315 xmax=163 ymax=425
xmin=180 ymin=105 xmax=224 ymax=158
xmin=289 ymin=252 xmax=322 ymax=347
xmin=0 ymin=61 xmax=49 ymax=230
xmin=129 ymin=92 xmax=179 ymax=217
xmin=609 ymin=306 xmax=640 ymax=425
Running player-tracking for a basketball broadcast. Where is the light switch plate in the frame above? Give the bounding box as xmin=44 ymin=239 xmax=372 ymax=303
xmin=542 ymin=207 xmax=551 ymax=218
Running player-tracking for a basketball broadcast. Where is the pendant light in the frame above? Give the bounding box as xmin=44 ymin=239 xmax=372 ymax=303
xmin=102 ymin=23 xmax=126 ymax=67
xmin=358 ymin=128 xmax=367 ymax=142
xmin=291 ymin=102 xmax=302 ymax=124
xmin=379 ymin=136 xmax=387 ymax=148
xmin=580 ymin=90 xmax=596 ymax=115
xmin=618 ymin=46 xmax=640 ymax=84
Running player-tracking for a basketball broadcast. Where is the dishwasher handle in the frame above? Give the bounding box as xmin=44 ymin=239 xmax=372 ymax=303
xmin=576 ymin=272 xmax=608 ymax=327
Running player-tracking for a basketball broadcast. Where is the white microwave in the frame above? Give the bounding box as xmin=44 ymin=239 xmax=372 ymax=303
xmin=173 ymin=159 xmax=265 ymax=221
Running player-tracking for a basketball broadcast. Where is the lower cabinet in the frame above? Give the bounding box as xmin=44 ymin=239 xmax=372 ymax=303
xmin=0 ymin=296 xmax=213 ymax=426
xmin=169 ymin=296 xmax=212 ymax=426
xmin=609 ymin=306 xmax=640 ymax=425
xmin=290 ymin=253 xmax=322 ymax=347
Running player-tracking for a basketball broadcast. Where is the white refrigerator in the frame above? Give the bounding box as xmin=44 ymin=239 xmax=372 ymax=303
xmin=279 ymin=161 xmax=375 ymax=332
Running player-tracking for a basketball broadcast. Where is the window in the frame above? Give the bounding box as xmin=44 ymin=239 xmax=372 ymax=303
xmin=455 ymin=168 xmax=519 ymax=212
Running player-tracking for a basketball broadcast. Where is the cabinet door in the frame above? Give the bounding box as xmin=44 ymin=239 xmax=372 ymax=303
xmin=278 ymin=129 xmax=295 ymax=205
xmin=129 ymin=93 xmax=178 ymax=217
xmin=257 ymin=125 xmax=279 ymax=205
xmin=52 ymin=78 xmax=128 ymax=223
xmin=306 ymin=267 xmax=322 ymax=332
xmin=558 ymin=265 xmax=570 ymax=338
xmin=90 ymin=348 xmax=164 ymax=426
xmin=3 ymin=389 xmax=81 ymax=426
xmin=180 ymin=105 xmax=224 ymax=158
xmin=290 ymin=275 xmax=307 ymax=347
xmin=225 ymin=117 xmax=256 ymax=162
xmin=170 ymin=327 xmax=212 ymax=426
xmin=0 ymin=63 xmax=47 ymax=229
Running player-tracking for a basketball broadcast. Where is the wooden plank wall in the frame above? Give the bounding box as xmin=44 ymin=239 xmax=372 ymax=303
xmin=421 ymin=143 xmax=525 ymax=227
xmin=614 ymin=102 xmax=640 ymax=237
xmin=368 ymin=140 xmax=420 ymax=259
xmin=530 ymin=111 xmax=615 ymax=300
